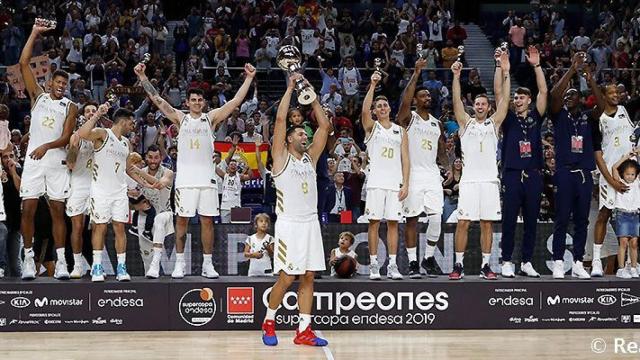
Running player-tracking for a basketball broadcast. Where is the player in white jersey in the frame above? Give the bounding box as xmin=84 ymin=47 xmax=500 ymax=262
xmin=216 ymin=136 xmax=252 ymax=223
xmin=65 ymin=102 xmax=98 ymax=278
xmin=449 ymin=54 xmax=510 ymax=280
xmin=362 ymin=71 xmax=410 ymax=281
xmin=590 ymin=84 xmax=636 ymax=277
xmin=135 ymin=61 xmax=256 ymax=279
xmin=19 ymin=23 xmax=78 ymax=280
xmin=261 ymin=74 xmax=331 ymax=348
xmin=139 ymin=145 xmax=174 ymax=279
xmin=78 ymin=105 xmax=159 ymax=282
xmin=396 ymin=57 xmax=448 ymax=278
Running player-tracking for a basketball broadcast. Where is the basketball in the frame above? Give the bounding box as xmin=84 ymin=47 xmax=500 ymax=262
xmin=334 ymin=256 xmax=357 ymax=278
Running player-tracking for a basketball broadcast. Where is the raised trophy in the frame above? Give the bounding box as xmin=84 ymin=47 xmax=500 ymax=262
xmin=106 ymin=91 xmax=118 ymax=106
xmin=276 ymin=45 xmax=316 ymax=105
xmin=457 ymin=45 xmax=465 ymax=62
xmin=496 ymin=42 xmax=508 ymax=66
xmin=416 ymin=43 xmax=424 ymax=59
xmin=34 ymin=17 xmax=57 ymax=29
xmin=140 ymin=53 xmax=151 ymax=64
xmin=373 ymin=58 xmax=384 ymax=91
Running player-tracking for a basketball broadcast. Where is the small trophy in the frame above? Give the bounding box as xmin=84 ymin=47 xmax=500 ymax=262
xmin=106 ymin=91 xmax=118 ymax=106
xmin=416 ymin=43 xmax=424 ymax=59
xmin=373 ymin=58 xmax=383 ymax=91
xmin=140 ymin=53 xmax=151 ymax=64
xmin=500 ymin=42 xmax=509 ymax=52
xmin=457 ymin=46 xmax=465 ymax=62
xmin=276 ymin=45 xmax=316 ymax=105
xmin=35 ymin=17 xmax=57 ymax=29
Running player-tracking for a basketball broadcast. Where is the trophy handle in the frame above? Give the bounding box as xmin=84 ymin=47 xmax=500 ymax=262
xmin=297 ymin=88 xmax=317 ymax=105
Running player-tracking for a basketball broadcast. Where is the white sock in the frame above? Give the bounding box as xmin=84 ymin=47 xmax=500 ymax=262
xmin=389 ymin=254 xmax=397 ymax=266
xmin=298 ymin=313 xmax=311 ymax=331
xmin=117 ymin=253 xmax=126 ymax=265
xmin=455 ymin=252 xmax=464 ymax=265
xmin=370 ymin=255 xmax=378 ymax=265
xmin=407 ymin=247 xmax=417 ymax=262
xmin=92 ymin=250 xmax=102 ymax=266
xmin=73 ymin=253 xmax=83 ymax=266
xmin=56 ymin=248 xmax=66 ymax=263
xmin=176 ymin=253 xmax=185 ymax=262
xmin=593 ymin=244 xmax=602 ymax=260
xmin=425 ymin=243 xmax=436 ymax=259
xmin=24 ymin=247 xmax=34 ymax=258
xmin=482 ymin=253 xmax=491 ymax=267
xmin=265 ymin=307 xmax=277 ymax=321
xmin=203 ymin=254 xmax=212 ymax=264
xmin=152 ymin=248 xmax=162 ymax=262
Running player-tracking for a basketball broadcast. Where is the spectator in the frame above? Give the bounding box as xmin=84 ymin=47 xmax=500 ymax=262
xmin=321 ymin=84 xmax=342 ymax=113
xmin=509 ymin=19 xmax=526 ymax=65
xmin=324 ymin=172 xmax=352 ymax=222
xmin=447 ymin=20 xmax=467 ymax=47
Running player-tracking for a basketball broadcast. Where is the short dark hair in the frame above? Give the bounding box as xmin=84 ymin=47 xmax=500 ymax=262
xmin=515 ymin=87 xmax=532 ymax=97
xmin=286 ymin=124 xmax=306 ymax=140
xmin=168 ymin=145 xmax=177 ymax=152
xmin=617 ymin=159 xmax=640 ymax=178
xmin=146 ymin=144 xmax=160 ymax=154
xmin=214 ymin=150 xmax=221 ymax=156
xmin=187 ymin=88 xmax=204 ymax=98
xmin=81 ymin=101 xmax=98 ymax=115
xmin=474 ymin=94 xmax=489 ymax=102
xmin=113 ymin=108 xmax=134 ymax=123
xmin=414 ymin=86 xmax=430 ymax=96
xmin=52 ymin=70 xmax=69 ymax=80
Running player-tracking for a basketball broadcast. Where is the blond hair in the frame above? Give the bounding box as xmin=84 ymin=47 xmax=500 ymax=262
xmin=339 ymin=231 xmax=355 ymax=245
xmin=253 ymin=213 xmax=271 ymax=230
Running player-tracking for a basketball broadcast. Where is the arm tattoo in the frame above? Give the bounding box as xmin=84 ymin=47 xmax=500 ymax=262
xmin=141 ymin=79 xmax=159 ymax=97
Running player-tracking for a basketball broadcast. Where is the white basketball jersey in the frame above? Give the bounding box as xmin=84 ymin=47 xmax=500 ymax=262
xmin=341 ymin=67 xmax=360 ymax=95
xmin=70 ymin=139 xmax=94 ymax=192
xmin=220 ymin=172 xmax=242 ymax=210
xmin=91 ymin=129 xmax=130 ymax=198
xmin=365 ymin=122 xmax=404 ymax=191
xmin=246 ymin=233 xmax=273 ymax=276
xmin=599 ymin=106 xmax=634 ymax=167
xmin=142 ymin=165 xmax=172 ymax=213
xmin=175 ymin=113 xmax=217 ymax=189
xmin=407 ymin=111 xmax=441 ymax=178
xmin=27 ymin=93 xmax=71 ymax=167
xmin=615 ymin=178 xmax=640 ymax=211
xmin=460 ymin=118 xmax=499 ymax=183
xmin=273 ymin=152 xmax=317 ymax=221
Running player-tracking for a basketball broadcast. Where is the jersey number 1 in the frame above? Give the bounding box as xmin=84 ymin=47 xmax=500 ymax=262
xmin=190 ymin=139 xmax=201 ymax=150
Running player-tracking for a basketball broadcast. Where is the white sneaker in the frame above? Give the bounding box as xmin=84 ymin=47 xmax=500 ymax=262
xmin=553 ymin=260 xmax=565 ymax=279
xmin=501 ymin=262 xmax=515 ymax=278
xmin=616 ymin=267 xmax=632 ymax=279
xmin=172 ymin=260 xmax=186 ymax=279
xmin=519 ymin=262 xmax=540 ymax=277
xmin=146 ymin=259 xmax=160 ymax=279
xmin=630 ymin=266 xmax=639 ymax=278
xmin=590 ymin=258 xmax=604 ymax=277
xmin=0 ymin=268 xmax=4 ymax=278
xmin=54 ymin=260 xmax=70 ymax=280
xmin=571 ymin=261 xmax=591 ymax=279
xmin=369 ymin=262 xmax=381 ymax=280
xmin=386 ymin=263 xmax=403 ymax=280
xmin=22 ymin=256 xmax=36 ymax=280
xmin=201 ymin=262 xmax=219 ymax=279
xmin=70 ymin=264 xmax=84 ymax=279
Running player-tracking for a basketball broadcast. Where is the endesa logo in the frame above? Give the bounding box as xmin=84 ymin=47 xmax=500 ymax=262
xmin=97 ymin=297 xmax=144 ymax=308
xmin=179 ymin=288 xmax=216 ymax=327
xmin=227 ymin=287 xmax=254 ymax=314
xmin=488 ymin=296 xmax=534 ymax=307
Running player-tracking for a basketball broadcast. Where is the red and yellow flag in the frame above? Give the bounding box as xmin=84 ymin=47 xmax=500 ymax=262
xmin=214 ymin=142 xmax=269 ymax=177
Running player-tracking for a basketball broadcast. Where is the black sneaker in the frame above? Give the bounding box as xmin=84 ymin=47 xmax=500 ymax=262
xmin=480 ymin=264 xmax=498 ymax=280
xmin=142 ymin=230 xmax=152 ymax=240
xmin=449 ymin=263 xmax=464 ymax=280
xmin=128 ymin=226 xmax=138 ymax=236
xmin=408 ymin=261 xmax=421 ymax=279
xmin=421 ymin=256 xmax=442 ymax=278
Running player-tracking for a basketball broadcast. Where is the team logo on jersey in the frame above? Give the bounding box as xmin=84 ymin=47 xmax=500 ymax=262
xmin=393 ymin=130 xmax=400 ymax=134
xmin=618 ymin=114 xmax=625 ymax=118
xmin=484 ymin=121 xmax=491 ymax=126
xmin=430 ymin=122 xmax=437 ymax=127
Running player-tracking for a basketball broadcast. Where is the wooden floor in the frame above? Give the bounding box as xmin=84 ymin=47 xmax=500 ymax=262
xmin=2 ymin=329 xmax=640 ymax=359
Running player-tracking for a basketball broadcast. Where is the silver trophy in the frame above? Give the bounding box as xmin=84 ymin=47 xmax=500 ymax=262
xmin=140 ymin=53 xmax=151 ymax=64
xmin=496 ymin=42 xmax=508 ymax=66
xmin=106 ymin=91 xmax=118 ymax=106
xmin=457 ymin=46 xmax=465 ymax=62
xmin=35 ymin=17 xmax=57 ymax=29
xmin=416 ymin=43 xmax=424 ymax=59
xmin=276 ymin=45 xmax=316 ymax=105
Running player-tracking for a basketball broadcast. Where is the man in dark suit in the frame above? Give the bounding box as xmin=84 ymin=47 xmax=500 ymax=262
xmin=324 ymin=172 xmax=352 ymax=222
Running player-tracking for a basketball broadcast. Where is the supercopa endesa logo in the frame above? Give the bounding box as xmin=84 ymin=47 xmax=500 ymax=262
xmin=179 ymin=288 xmax=216 ymax=326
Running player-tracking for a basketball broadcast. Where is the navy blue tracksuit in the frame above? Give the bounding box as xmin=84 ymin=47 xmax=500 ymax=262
xmin=551 ymin=108 xmax=599 ymax=262
xmin=501 ymin=109 xmax=544 ymax=263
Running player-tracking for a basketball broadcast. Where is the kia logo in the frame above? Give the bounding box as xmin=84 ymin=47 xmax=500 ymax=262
xmin=597 ymin=294 xmax=617 ymax=306
xmin=547 ymin=295 xmax=560 ymax=306
xmin=11 ymin=297 xmax=30 ymax=308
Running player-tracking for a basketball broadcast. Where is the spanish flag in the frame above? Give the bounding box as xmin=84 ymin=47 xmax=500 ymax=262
xmin=214 ymin=142 xmax=269 ymax=177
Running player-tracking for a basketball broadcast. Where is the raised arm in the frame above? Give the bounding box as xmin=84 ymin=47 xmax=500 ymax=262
xmin=20 ymin=24 xmax=52 ymax=104
xmin=526 ymin=45 xmax=548 ymax=115
xmin=397 ymin=57 xmax=427 ymax=127
xmin=451 ymin=61 xmax=470 ymax=128
xmin=66 ymin=133 xmax=81 ymax=170
xmin=493 ymin=48 xmax=503 ymax=101
xmin=585 ymin=67 xmax=605 ymax=119
xmin=437 ymin=121 xmax=449 ymax=169
xmin=225 ymin=135 xmax=239 ymax=165
xmin=208 ymin=63 xmax=256 ymax=126
xmin=361 ymin=72 xmax=380 ymax=137
xmin=492 ymin=51 xmax=511 ymax=128
xmin=134 ymin=63 xmax=182 ymax=125
xmin=550 ymin=53 xmax=582 ymax=115
xmin=611 ymin=151 xmax=635 ymax=182
xmin=78 ymin=103 xmax=109 ymax=146
xmin=307 ymin=98 xmax=332 ymax=164
xmin=271 ymin=75 xmax=297 ymax=171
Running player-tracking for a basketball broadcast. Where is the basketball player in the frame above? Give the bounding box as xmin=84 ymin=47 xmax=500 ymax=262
xmin=140 ymin=145 xmax=174 ymax=278
xmin=449 ymin=52 xmax=510 ymax=280
xmin=494 ymin=46 xmax=547 ymax=278
xmin=217 ymin=136 xmax=252 ymax=223
xmin=78 ymin=104 xmax=158 ymax=282
xmin=19 ymin=22 xmax=77 ymax=280
xmin=549 ymin=53 xmax=600 ymax=279
xmin=590 ymin=82 xmax=635 ymax=277
xmin=261 ymin=74 xmax=330 ymax=347
xmin=66 ymin=102 xmax=98 ymax=278
xmin=396 ymin=57 xmax=448 ymax=278
xmin=362 ymin=71 xmax=409 ymax=280
xmin=135 ymin=62 xmax=255 ymax=278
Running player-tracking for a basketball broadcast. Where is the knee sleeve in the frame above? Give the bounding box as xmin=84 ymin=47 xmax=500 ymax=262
xmin=426 ymin=214 xmax=442 ymax=242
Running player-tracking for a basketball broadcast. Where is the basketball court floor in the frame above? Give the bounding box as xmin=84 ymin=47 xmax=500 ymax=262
xmin=2 ymin=329 xmax=639 ymax=359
